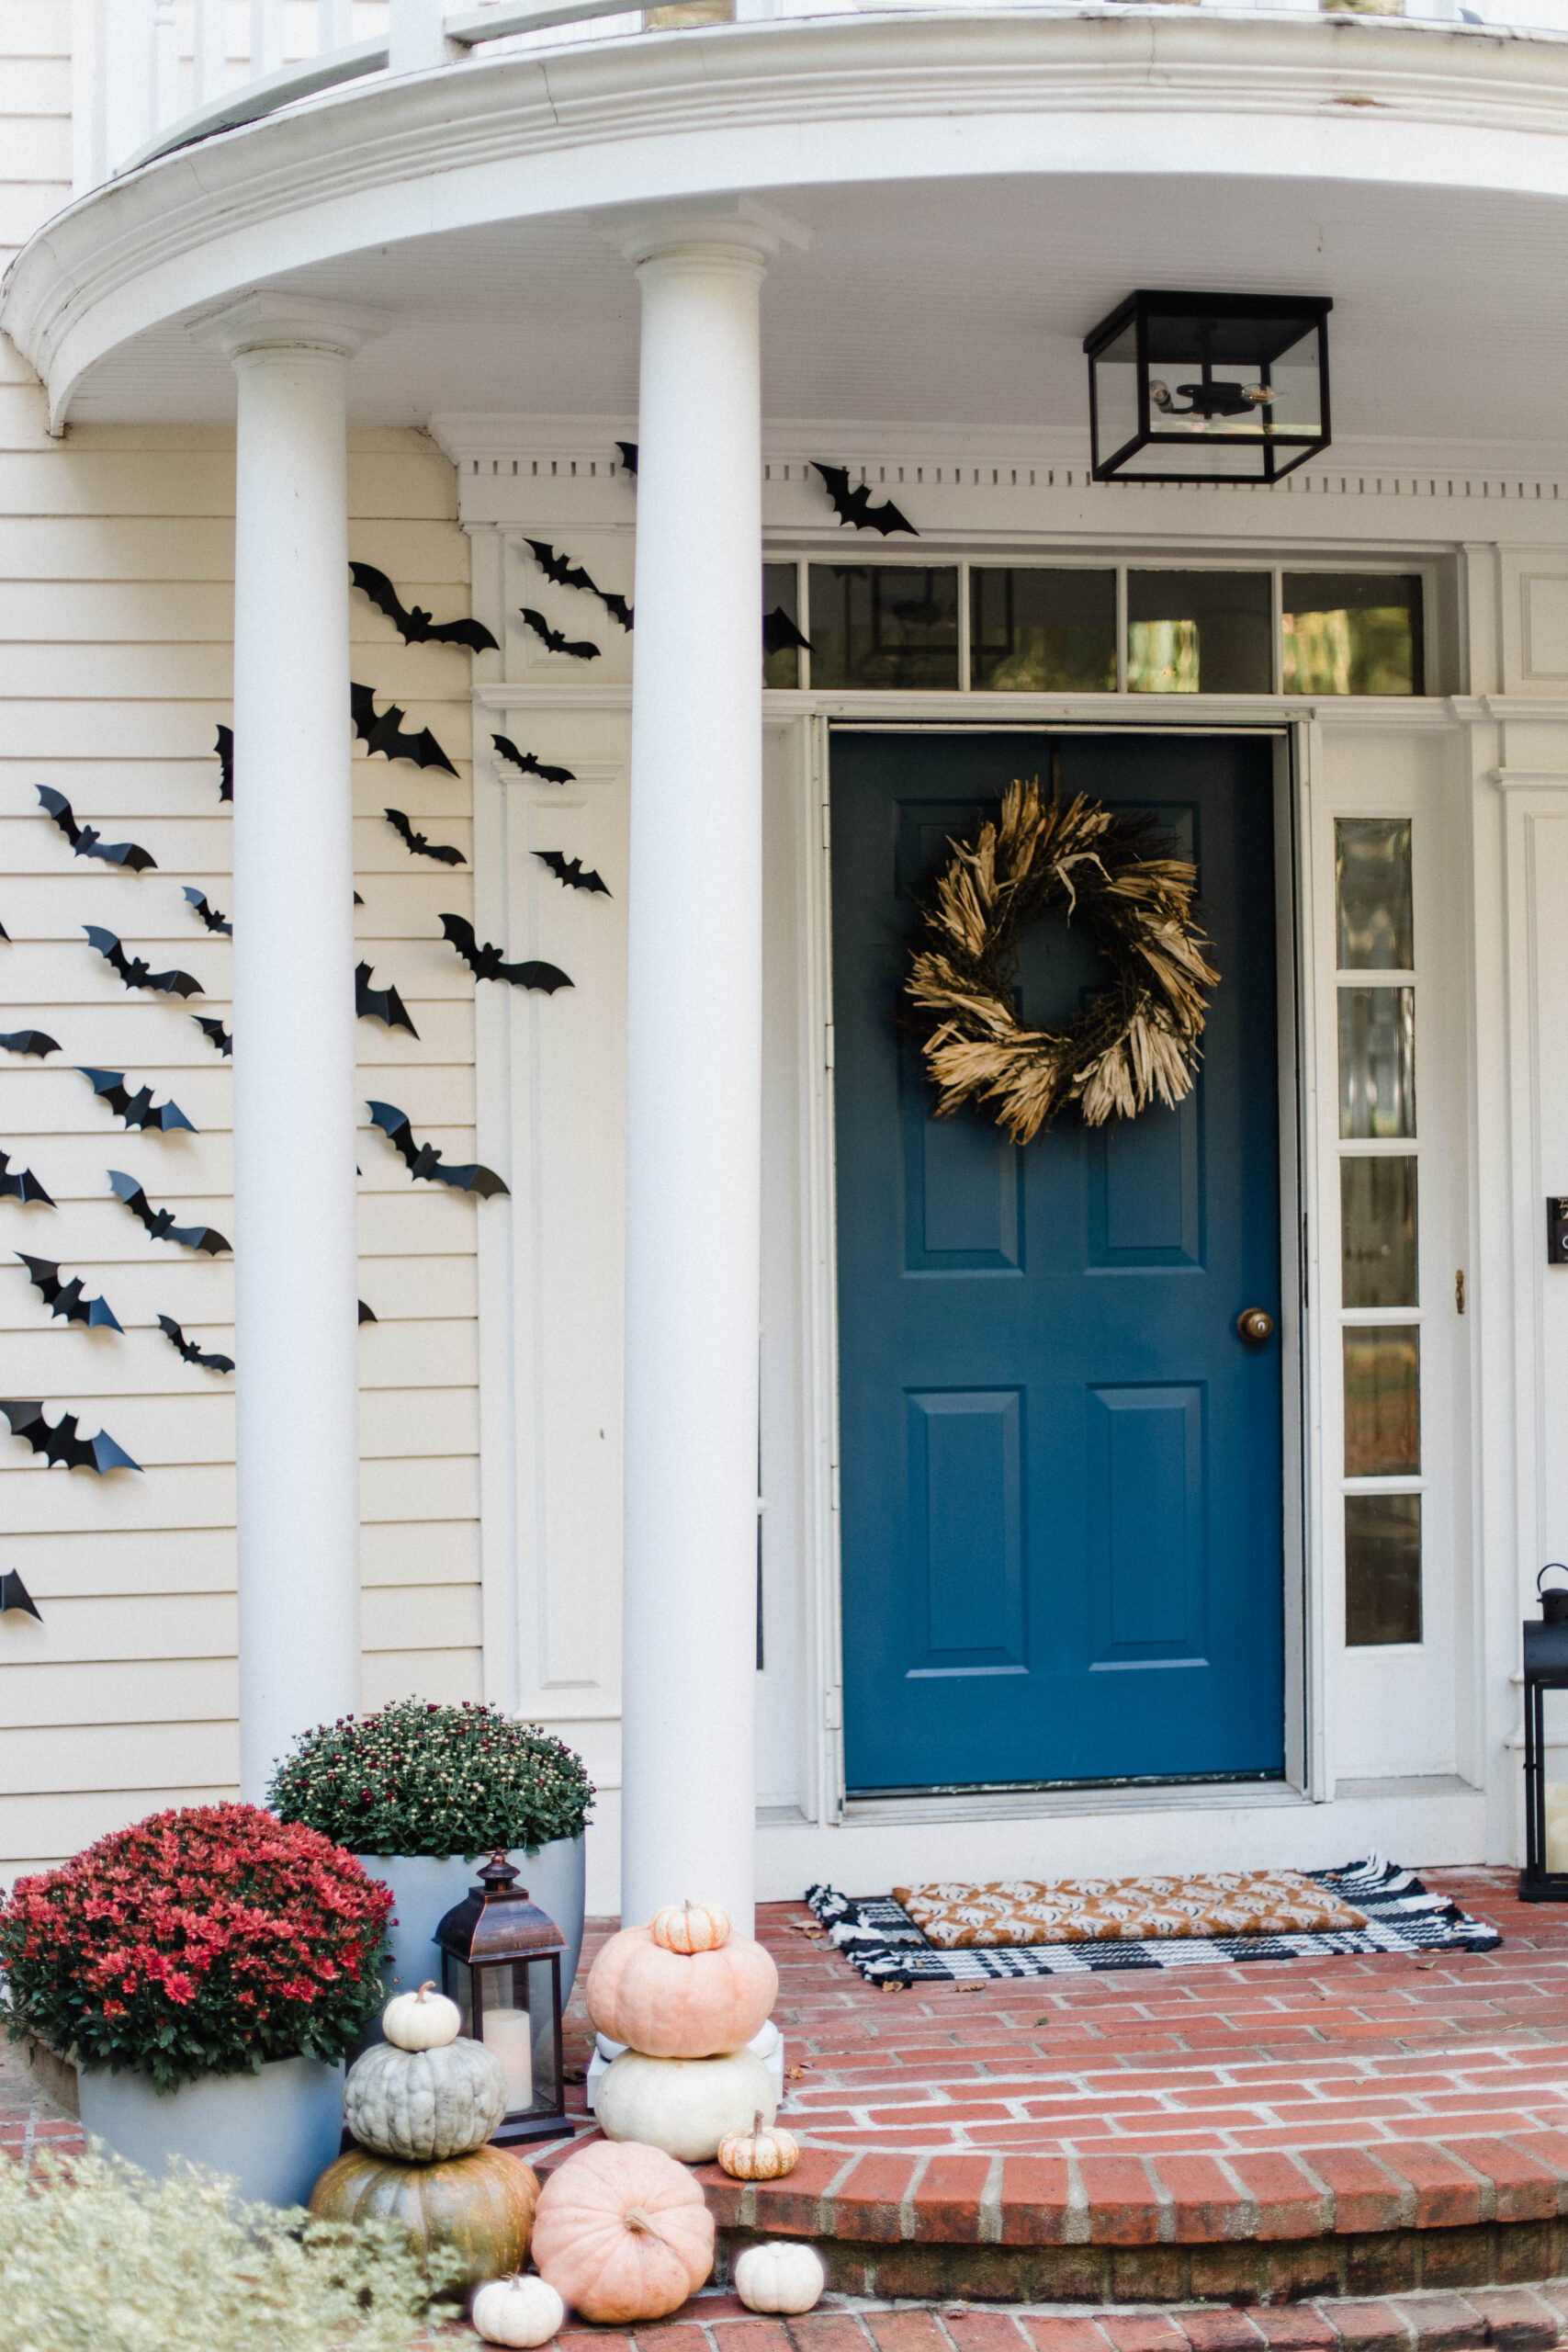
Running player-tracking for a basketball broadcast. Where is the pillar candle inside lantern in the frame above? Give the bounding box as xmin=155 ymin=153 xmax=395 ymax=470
xmin=1546 ymin=1782 xmax=1568 ymax=1874
xmin=483 ymin=2007 xmax=534 ymax=2108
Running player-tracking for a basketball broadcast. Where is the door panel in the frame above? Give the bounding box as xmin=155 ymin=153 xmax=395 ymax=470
xmin=831 ymin=730 xmax=1285 ymax=1792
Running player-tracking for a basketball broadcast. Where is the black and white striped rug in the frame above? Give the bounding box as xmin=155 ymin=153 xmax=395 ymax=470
xmin=806 ymin=1858 xmax=1500 ymax=1984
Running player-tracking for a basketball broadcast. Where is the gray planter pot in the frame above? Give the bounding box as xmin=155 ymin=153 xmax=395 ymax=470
xmin=353 ymin=1834 xmax=586 ymax=2041
xmin=77 ymin=2053 xmax=344 ymax=2208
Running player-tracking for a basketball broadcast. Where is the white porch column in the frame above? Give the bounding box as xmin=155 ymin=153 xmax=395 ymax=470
xmin=197 ymin=294 xmax=386 ymax=1801
xmin=619 ymin=221 xmax=774 ymax=1935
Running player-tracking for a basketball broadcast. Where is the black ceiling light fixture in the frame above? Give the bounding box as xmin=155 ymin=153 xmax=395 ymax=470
xmin=1083 ymin=290 xmax=1333 ymax=484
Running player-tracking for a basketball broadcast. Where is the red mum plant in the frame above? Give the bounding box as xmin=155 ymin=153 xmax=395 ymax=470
xmin=0 ymin=1803 xmax=390 ymax=2092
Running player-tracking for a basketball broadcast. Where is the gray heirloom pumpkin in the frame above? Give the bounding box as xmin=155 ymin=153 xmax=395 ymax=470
xmin=344 ymin=2035 xmax=507 ymax=2161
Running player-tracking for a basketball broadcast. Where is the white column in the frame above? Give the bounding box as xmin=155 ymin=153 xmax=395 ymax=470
xmin=197 ymin=294 xmax=386 ymax=1801
xmin=619 ymin=223 xmax=773 ymax=1936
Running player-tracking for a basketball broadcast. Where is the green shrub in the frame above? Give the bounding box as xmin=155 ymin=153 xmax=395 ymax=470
xmin=0 ymin=2145 xmax=458 ymax=2352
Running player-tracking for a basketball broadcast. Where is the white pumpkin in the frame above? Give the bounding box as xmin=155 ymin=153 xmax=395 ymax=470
xmin=382 ymin=1979 xmax=461 ymax=2052
xmin=344 ymin=2033 xmax=508 ymax=2161
xmin=594 ymin=2046 xmax=776 ymax=2165
xmin=471 ymin=2273 xmax=567 ymax=2347
xmin=733 ymin=2241 xmax=826 ymax=2315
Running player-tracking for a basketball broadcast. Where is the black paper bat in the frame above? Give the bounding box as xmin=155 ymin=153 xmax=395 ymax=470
xmin=0 ymin=1398 xmax=141 ymax=1475
xmin=215 ymin=724 xmax=233 ymax=802
xmin=0 ymin=1151 xmax=54 ymax=1208
xmin=36 ymin=786 xmax=157 ymax=872
xmin=350 ymin=562 xmax=500 ymax=653
xmin=0 ymin=918 xmax=9 ymax=941
xmin=764 ymin=605 xmax=812 ymax=658
xmin=78 ymin=1067 xmax=197 ymax=1136
xmin=525 ymin=541 xmax=634 ymax=631
xmin=184 ymin=888 xmax=231 ymax=935
xmin=85 ymin=927 xmax=203 ymax=1000
xmin=193 ymin=1016 xmax=231 ymax=1058
xmin=439 ymin=915 xmax=572 ymax=994
xmin=357 ymin=1298 xmax=378 ymax=1326
xmin=366 ymin=1100 xmax=509 ymax=1198
xmin=492 ymin=736 xmax=575 ymax=786
xmin=536 ymin=851 xmax=610 ymax=898
xmin=384 ymin=808 xmax=465 ymax=866
xmin=109 ymin=1170 xmax=230 ymax=1255
xmin=157 ymin=1315 xmax=234 ymax=1375
xmin=351 ymin=682 xmax=459 ymax=777
xmin=355 ymin=961 xmax=419 ymax=1038
xmin=518 ymin=609 xmax=601 ymax=663
xmin=0 ymin=1569 xmax=41 ymax=1620
xmin=616 ymin=440 xmax=638 ymax=477
xmin=0 ymin=1030 xmax=59 ymax=1058
xmin=17 ymin=1256 xmax=122 ymax=1332
xmin=812 ymin=462 xmax=918 ymax=537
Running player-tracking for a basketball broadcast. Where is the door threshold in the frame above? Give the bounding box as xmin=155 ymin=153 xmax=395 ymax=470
xmin=841 ymin=1779 xmax=1311 ymax=1826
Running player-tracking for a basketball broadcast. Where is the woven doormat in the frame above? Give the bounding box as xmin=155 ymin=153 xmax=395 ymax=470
xmin=806 ymin=1857 xmax=1500 ymax=1983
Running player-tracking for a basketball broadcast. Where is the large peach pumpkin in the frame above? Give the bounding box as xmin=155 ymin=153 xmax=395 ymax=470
xmin=531 ymin=2139 xmax=714 ymax=2323
xmin=586 ymin=1924 xmax=777 ymax=2058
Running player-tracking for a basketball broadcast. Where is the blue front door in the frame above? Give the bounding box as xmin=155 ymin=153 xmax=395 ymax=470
xmin=832 ymin=730 xmax=1285 ymax=1792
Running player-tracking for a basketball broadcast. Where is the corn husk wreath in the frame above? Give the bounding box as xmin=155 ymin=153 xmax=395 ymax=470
xmin=906 ymin=777 xmax=1220 ymax=1142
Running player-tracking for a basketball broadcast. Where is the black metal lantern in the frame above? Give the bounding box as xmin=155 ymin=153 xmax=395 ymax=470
xmin=1520 ymin=1566 xmax=1568 ymax=1901
xmin=1083 ymin=291 xmax=1332 ymax=484
xmin=435 ymin=1853 xmax=567 ymax=2143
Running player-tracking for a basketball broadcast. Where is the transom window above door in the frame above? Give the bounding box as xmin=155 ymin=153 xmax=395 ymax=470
xmin=761 ymin=562 xmax=1426 ymax=695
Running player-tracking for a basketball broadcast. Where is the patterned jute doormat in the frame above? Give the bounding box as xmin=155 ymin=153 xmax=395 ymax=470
xmin=806 ymin=1858 xmax=1502 ymax=1983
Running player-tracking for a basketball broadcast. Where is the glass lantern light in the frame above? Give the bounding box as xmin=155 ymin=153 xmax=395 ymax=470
xmin=1520 ymin=1566 xmax=1568 ymax=1901
xmin=1083 ymin=291 xmax=1333 ymax=484
xmin=434 ymin=1853 xmax=567 ymax=2143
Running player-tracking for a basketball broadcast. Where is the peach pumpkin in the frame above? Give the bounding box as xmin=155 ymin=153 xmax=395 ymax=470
xmin=586 ymin=1925 xmax=777 ymax=2059
xmin=531 ymin=2140 xmax=714 ymax=2323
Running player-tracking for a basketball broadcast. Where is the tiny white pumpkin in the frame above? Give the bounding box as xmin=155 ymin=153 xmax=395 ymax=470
xmin=717 ymin=2109 xmax=800 ymax=2182
xmin=382 ymin=1978 xmax=461 ymax=2052
xmin=733 ymin=2241 xmax=826 ymax=2316
xmin=650 ymin=1900 xmax=731 ymax=1954
xmin=471 ymin=2272 xmax=567 ymax=2348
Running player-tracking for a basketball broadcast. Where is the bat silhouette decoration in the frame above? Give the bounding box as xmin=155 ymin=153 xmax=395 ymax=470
xmin=525 ymin=541 xmax=634 ymax=630
xmin=0 ymin=1569 xmax=41 ymax=1621
xmin=77 ymin=1067 xmax=197 ymax=1136
xmin=0 ymin=917 xmax=9 ymax=941
xmin=366 ymin=1100 xmax=509 ymax=1198
xmin=492 ymin=735 xmax=575 ymax=786
xmin=536 ymin=851 xmax=610 ymax=898
xmin=439 ymin=914 xmax=572 ymax=994
xmin=384 ymin=808 xmax=465 ymax=867
xmin=0 ymin=1030 xmax=59 ymax=1058
xmin=0 ymin=1151 xmax=54 ymax=1208
xmin=215 ymin=725 xmax=234 ymax=802
xmin=355 ymin=961 xmax=419 ymax=1038
xmin=764 ymin=605 xmax=812 ymax=658
xmin=193 ymin=1015 xmax=231 ymax=1057
xmin=357 ymin=1298 xmax=378 ymax=1326
xmin=518 ymin=608 xmax=601 ymax=663
xmin=350 ymin=562 xmax=500 ymax=653
xmin=109 ymin=1170 xmax=230 ymax=1256
xmin=0 ymin=1398 xmax=141 ymax=1476
xmin=616 ymin=440 xmax=638 ymax=477
xmin=351 ymin=682 xmax=459 ymax=777
xmin=37 ymin=786 xmax=157 ymax=873
xmin=85 ymin=927 xmax=203 ymax=1000
xmin=17 ymin=1256 xmax=122 ymax=1333
xmin=184 ymin=888 xmax=231 ymax=935
xmin=811 ymin=462 xmax=918 ymax=537
xmin=157 ymin=1315 xmax=234 ymax=1375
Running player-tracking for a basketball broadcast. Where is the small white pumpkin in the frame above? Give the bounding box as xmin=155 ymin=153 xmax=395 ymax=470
xmin=595 ymin=2046 xmax=775 ymax=2165
xmin=382 ymin=1978 xmax=461 ymax=2052
xmin=650 ymin=1900 xmax=731 ymax=1954
xmin=717 ymin=2109 xmax=800 ymax=2182
xmin=733 ymin=2241 xmax=826 ymax=2315
xmin=471 ymin=2272 xmax=567 ymax=2348
xmin=344 ymin=2033 xmax=507 ymax=2161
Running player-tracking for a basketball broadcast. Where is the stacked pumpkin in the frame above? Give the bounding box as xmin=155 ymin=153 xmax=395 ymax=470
xmin=310 ymin=1981 xmax=538 ymax=2292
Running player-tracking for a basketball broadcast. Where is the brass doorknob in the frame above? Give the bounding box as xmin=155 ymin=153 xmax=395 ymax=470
xmin=1236 ymin=1307 xmax=1275 ymax=1345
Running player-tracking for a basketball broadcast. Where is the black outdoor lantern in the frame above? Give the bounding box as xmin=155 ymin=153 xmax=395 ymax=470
xmin=435 ymin=1853 xmax=568 ymax=2143
xmin=1083 ymin=291 xmax=1333 ymax=484
xmin=1519 ymin=1566 xmax=1568 ymax=1901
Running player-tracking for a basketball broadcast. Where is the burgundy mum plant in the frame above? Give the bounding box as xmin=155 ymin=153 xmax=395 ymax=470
xmin=0 ymin=1803 xmax=390 ymax=2091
